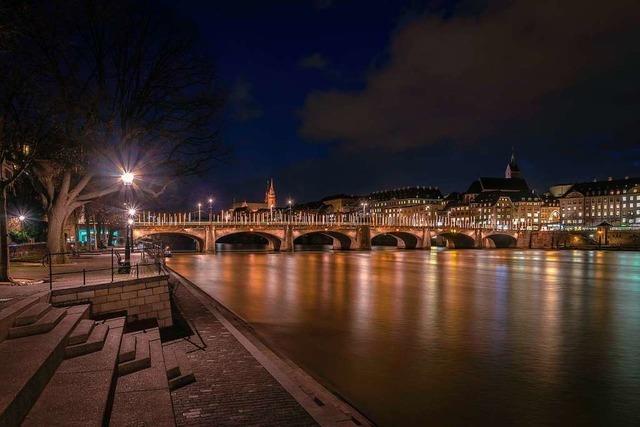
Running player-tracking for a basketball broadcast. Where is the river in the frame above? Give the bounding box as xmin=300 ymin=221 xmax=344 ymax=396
xmin=167 ymin=249 xmax=640 ymax=426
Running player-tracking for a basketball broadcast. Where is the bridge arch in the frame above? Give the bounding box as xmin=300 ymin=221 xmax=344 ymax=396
xmin=483 ymin=233 xmax=517 ymax=248
xmin=371 ymin=231 xmax=420 ymax=249
xmin=435 ymin=232 xmax=475 ymax=249
xmin=135 ymin=231 xmax=205 ymax=252
xmin=293 ymin=230 xmax=353 ymax=250
xmin=216 ymin=231 xmax=283 ymax=251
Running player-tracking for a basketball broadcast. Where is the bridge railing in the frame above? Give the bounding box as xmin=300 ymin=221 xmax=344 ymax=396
xmin=132 ymin=211 xmax=545 ymax=231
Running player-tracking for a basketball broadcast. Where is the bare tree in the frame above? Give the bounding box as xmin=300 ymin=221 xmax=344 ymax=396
xmin=0 ymin=2 xmax=56 ymax=280
xmin=11 ymin=0 xmax=225 ymax=261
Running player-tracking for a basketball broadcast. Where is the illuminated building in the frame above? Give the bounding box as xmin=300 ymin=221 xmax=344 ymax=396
xmin=557 ymin=177 xmax=640 ymax=227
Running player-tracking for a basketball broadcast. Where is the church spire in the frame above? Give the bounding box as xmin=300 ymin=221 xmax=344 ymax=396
xmin=265 ymin=178 xmax=277 ymax=208
xmin=505 ymin=148 xmax=521 ymax=179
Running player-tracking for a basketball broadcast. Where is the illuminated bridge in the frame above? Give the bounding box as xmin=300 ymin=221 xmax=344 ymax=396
xmin=131 ymin=212 xmax=535 ymax=251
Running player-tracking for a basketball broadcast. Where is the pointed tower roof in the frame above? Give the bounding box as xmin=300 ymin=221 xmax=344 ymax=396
xmin=505 ymin=149 xmax=521 ymax=179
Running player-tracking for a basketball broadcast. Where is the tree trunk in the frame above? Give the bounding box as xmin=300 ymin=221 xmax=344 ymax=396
xmin=47 ymin=206 xmax=67 ymax=264
xmin=0 ymin=186 xmax=10 ymax=282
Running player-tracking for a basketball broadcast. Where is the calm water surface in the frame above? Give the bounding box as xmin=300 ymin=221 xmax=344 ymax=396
xmin=167 ymin=249 xmax=640 ymax=426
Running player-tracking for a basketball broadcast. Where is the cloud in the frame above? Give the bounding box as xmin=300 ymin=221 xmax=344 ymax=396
xmin=299 ymin=0 xmax=640 ymax=151
xmin=229 ymin=79 xmax=262 ymax=121
xmin=313 ymin=0 xmax=333 ymax=10
xmin=299 ymin=53 xmax=329 ymax=70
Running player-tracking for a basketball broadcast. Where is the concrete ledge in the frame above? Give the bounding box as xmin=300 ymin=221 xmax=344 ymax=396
xmin=51 ymin=275 xmax=169 ymax=297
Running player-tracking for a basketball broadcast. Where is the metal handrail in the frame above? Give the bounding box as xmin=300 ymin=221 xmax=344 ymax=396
xmin=45 ymin=245 xmax=167 ymax=291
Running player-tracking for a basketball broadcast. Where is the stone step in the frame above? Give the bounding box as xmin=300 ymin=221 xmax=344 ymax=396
xmin=65 ymin=323 xmax=109 ymax=359
xmin=168 ymin=349 xmax=195 ymax=391
xmin=8 ymin=307 xmax=66 ymax=339
xmin=163 ymin=348 xmax=180 ymax=380
xmin=0 ymin=304 xmax=89 ymax=426
xmin=0 ymin=292 xmax=49 ymax=343
xmin=118 ymin=334 xmax=136 ymax=363
xmin=67 ymin=319 xmax=95 ymax=346
xmin=117 ymin=334 xmax=150 ymax=376
xmin=13 ymin=302 xmax=52 ymax=327
xmin=22 ymin=317 xmax=126 ymax=427
xmin=110 ymin=328 xmax=175 ymax=426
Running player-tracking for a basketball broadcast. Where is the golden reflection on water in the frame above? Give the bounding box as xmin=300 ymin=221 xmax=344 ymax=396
xmin=168 ymin=249 xmax=640 ymax=426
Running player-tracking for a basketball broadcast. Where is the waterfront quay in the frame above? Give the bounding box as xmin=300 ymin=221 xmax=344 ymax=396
xmin=0 ymin=252 xmax=370 ymax=426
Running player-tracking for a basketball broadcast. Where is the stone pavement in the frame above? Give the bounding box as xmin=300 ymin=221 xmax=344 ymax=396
xmin=1 ymin=252 xmax=160 ymax=300
xmin=165 ymin=284 xmax=318 ymax=426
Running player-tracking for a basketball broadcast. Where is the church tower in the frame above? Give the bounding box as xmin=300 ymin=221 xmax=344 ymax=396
xmin=505 ymin=150 xmax=521 ymax=179
xmin=265 ymin=178 xmax=277 ymax=208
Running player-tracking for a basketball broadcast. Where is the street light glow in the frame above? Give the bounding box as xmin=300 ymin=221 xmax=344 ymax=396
xmin=18 ymin=215 xmax=26 ymax=222
xmin=127 ymin=218 xmax=134 ymax=225
xmin=121 ymin=171 xmax=135 ymax=185
xmin=128 ymin=207 xmax=137 ymax=216
xmin=208 ymin=198 xmax=213 ymax=204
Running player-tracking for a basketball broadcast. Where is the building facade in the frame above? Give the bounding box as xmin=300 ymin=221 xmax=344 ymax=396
xmin=558 ymin=177 xmax=640 ymax=228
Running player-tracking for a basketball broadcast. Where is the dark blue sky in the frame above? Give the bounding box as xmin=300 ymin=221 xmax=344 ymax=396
xmin=169 ymin=0 xmax=640 ymax=208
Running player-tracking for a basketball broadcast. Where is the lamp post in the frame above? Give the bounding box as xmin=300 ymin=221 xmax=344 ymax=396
xmin=288 ymin=199 xmax=293 ymax=223
xmin=197 ymin=203 xmax=202 ymax=222
xmin=208 ymin=198 xmax=214 ymax=222
xmin=121 ymin=171 xmax=135 ymax=271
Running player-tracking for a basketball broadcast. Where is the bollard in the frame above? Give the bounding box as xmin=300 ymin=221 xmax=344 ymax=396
xmin=83 ymin=269 xmax=86 ymax=286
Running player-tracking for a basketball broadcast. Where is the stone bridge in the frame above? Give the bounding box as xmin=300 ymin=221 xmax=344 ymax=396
xmin=132 ymin=222 xmax=529 ymax=252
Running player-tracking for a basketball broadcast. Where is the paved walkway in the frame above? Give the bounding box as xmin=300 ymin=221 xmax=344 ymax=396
xmin=165 ymin=284 xmax=318 ymax=426
xmin=1 ymin=252 xmax=161 ymax=299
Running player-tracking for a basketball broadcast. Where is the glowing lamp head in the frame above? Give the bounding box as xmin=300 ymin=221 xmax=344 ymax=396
xmin=121 ymin=171 xmax=135 ymax=186
xmin=18 ymin=215 xmax=26 ymax=222
xmin=127 ymin=218 xmax=134 ymax=225
xmin=208 ymin=198 xmax=213 ymax=204
xmin=288 ymin=199 xmax=293 ymax=205
xmin=197 ymin=203 xmax=202 ymax=208
xmin=127 ymin=208 xmax=137 ymax=216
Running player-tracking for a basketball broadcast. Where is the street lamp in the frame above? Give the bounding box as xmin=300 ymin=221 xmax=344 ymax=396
xmin=121 ymin=171 xmax=135 ymax=186
xmin=120 ymin=171 xmax=135 ymax=272
xmin=208 ymin=198 xmax=214 ymax=221
xmin=18 ymin=215 xmax=26 ymax=222
xmin=197 ymin=202 xmax=202 ymax=222
xmin=288 ymin=199 xmax=293 ymax=223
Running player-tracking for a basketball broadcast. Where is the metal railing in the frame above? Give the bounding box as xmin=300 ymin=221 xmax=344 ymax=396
xmin=43 ymin=243 xmax=167 ymax=291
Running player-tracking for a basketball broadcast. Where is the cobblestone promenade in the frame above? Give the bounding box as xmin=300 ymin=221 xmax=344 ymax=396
xmin=165 ymin=285 xmax=317 ymax=426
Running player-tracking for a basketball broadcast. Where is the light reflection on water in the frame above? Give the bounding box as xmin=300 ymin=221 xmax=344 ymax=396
xmin=168 ymin=249 xmax=640 ymax=426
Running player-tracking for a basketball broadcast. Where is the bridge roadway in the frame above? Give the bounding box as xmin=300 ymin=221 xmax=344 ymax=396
xmin=132 ymin=220 xmax=534 ymax=252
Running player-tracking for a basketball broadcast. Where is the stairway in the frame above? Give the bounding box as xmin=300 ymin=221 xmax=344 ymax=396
xmin=0 ymin=293 xmax=193 ymax=426
xmin=110 ymin=328 xmax=177 ymax=426
xmin=164 ymin=347 xmax=196 ymax=391
xmin=0 ymin=296 xmax=89 ymax=426
xmin=22 ymin=317 xmax=125 ymax=426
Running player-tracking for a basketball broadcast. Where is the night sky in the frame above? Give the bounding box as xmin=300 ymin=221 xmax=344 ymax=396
xmin=169 ymin=0 xmax=640 ymax=208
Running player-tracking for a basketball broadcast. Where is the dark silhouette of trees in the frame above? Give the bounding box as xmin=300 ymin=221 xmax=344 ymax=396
xmin=3 ymin=0 xmax=226 ymax=264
